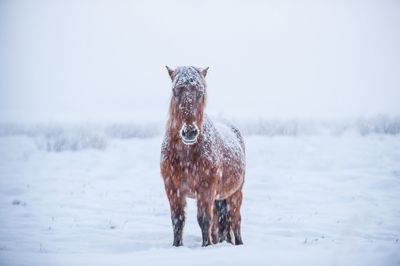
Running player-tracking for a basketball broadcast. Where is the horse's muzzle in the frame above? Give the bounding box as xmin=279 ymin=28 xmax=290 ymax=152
xmin=180 ymin=123 xmax=199 ymax=145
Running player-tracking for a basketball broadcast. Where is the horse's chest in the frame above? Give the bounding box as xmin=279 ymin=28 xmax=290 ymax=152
xmin=163 ymin=142 xmax=219 ymax=197
xmin=175 ymin=162 xmax=199 ymax=188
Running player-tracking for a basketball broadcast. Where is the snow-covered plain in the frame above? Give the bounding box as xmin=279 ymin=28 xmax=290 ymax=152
xmin=1 ymin=0 xmax=400 ymax=264
xmin=0 ymin=121 xmax=399 ymax=266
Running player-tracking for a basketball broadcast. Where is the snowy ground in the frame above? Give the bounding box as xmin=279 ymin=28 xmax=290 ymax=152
xmin=0 ymin=126 xmax=399 ymax=266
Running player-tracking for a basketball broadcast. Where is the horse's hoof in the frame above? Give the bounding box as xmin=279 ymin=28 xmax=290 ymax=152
xmin=235 ymin=235 xmax=243 ymax=245
xmin=201 ymin=241 xmax=212 ymax=247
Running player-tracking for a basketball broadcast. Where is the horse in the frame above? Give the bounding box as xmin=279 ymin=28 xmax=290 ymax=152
xmin=160 ymin=66 xmax=246 ymax=247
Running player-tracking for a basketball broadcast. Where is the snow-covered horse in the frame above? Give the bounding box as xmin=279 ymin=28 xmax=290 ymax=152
xmin=160 ymin=66 xmax=246 ymax=246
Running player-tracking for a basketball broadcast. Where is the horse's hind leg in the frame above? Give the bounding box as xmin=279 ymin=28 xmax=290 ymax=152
xmin=212 ymin=202 xmax=219 ymax=244
xmin=226 ymin=190 xmax=243 ymax=245
xmin=213 ymin=200 xmax=228 ymax=243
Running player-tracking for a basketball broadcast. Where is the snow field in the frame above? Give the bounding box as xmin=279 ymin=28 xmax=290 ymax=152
xmin=0 ymin=132 xmax=399 ymax=265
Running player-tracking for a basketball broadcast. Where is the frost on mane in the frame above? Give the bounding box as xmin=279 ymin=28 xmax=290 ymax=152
xmin=172 ymin=66 xmax=206 ymax=90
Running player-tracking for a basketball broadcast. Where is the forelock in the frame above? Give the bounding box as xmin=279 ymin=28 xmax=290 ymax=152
xmin=172 ymin=66 xmax=206 ymax=89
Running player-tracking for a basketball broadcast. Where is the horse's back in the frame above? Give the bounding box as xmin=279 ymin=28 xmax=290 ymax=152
xmin=213 ymin=119 xmax=245 ymax=151
xmin=208 ymin=118 xmax=245 ymax=167
xmin=227 ymin=123 xmax=245 ymax=152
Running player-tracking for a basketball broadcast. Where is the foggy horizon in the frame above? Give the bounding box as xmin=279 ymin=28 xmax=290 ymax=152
xmin=1 ymin=0 xmax=399 ymax=123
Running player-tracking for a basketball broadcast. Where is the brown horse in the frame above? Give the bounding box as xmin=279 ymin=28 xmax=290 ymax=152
xmin=160 ymin=66 xmax=245 ymax=247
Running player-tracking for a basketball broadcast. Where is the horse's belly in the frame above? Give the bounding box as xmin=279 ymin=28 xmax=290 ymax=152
xmin=178 ymin=181 xmax=197 ymax=199
xmin=216 ymin=172 xmax=244 ymax=199
xmin=214 ymin=153 xmax=245 ymax=199
xmin=185 ymin=192 xmax=196 ymax=199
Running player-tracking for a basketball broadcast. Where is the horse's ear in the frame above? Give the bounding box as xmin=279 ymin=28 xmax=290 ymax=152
xmin=201 ymin=67 xmax=209 ymax=78
xmin=165 ymin=66 xmax=175 ymax=81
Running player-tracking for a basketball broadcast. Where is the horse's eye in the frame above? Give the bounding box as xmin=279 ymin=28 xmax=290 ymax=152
xmin=197 ymin=91 xmax=203 ymax=99
xmin=173 ymin=89 xmax=179 ymax=100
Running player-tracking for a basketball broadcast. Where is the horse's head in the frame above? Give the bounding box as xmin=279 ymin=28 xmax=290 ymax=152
xmin=166 ymin=65 xmax=209 ymax=145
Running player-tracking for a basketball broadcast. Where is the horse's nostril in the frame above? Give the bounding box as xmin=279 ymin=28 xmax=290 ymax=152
xmin=181 ymin=129 xmax=187 ymax=138
xmin=187 ymin=129 xmax=198 ymax=139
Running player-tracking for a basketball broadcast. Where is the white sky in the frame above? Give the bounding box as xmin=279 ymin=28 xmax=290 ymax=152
xmin=0 ymin=0 xmax=399 ymax=122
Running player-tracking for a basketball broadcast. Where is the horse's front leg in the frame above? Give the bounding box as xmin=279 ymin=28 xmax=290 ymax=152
xmin=166 ymin=187 xmax=186 ymax=247
xmin=197 ymin=186 xmax=216 ymax=247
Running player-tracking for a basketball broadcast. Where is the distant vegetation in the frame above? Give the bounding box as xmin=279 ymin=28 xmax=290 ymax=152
xmin=0 ymin=115 xmax=398 ymax=152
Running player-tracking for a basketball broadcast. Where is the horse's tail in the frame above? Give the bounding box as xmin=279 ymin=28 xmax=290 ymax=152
xmin=215 ymin=199 xmax=228 ymax=242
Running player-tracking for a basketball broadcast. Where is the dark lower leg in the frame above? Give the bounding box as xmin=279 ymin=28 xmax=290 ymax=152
xmin=197 ymin=200 xmax=213 ymax=246
xmin=172 ymin=211 xmax=185 ymax=246
xmin=215 ymin=200 xmax=228 ymax=242
xmin=168 ymin=191 xmax=186 ymax=247
xmin=233 ymin=217 xmax=243 ymax=245
xmin=197 ymin=213 xmax=211 ymax=246
xmin=226 ymin=190 xmax=243 ymax=245
xmin=211 ymin=202 xmax=220 ymax=244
